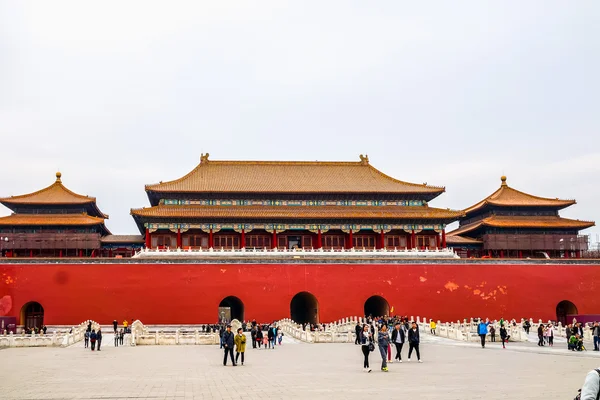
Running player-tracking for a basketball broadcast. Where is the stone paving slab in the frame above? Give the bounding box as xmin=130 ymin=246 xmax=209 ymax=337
xmin=0 ymin=333 xmax=598 ymax=400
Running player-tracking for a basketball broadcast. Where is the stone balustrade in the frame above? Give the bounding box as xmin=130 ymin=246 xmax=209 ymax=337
xmin=0 ymin=320 xmax=99 ymax=348
xmin=129 ymin=320 xmax=220 ymax=346
xmin=133 ymin=246 xmax=459 ymax=259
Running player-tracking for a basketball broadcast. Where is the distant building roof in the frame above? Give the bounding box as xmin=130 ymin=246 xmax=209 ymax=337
xmin=100 ymin=235 xmax=145 ymax=244
xmin=449 ymin=215 xmax=594 ymax=237
xmin=445 ymin=235 xmax=483 ymax=245
xmin=0 ymin=213 xmax=107 ymax=227
xmin=145 ymin=154 xmax=445 ymax=197
xmin=464 ymin=176 xmax=576 ymax=215
xmin=0 ymin=172 xmax=108 ymax=218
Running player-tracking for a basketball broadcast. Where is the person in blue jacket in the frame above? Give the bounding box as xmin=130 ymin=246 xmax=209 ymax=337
xmin=478 ymin=318 xmax=490 ymax=348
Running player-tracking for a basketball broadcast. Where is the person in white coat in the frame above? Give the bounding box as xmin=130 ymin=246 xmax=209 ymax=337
xmin=580 ymin=369 xmax=600 ymax=400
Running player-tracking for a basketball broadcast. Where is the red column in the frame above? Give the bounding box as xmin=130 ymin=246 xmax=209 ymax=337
xmin=347 ymin=229 xmax=353 ymax=249
xmin=411 ymin=230 xmax=416 ymax=249
xmin=576 ymin=251 xmax=581 ymax=259
xmin=145 ymin=228 xmax=151 ymax=249
xmin=176 ymin=229 xmax=182 ymax=249
xmin=317 ymin=229 xmax=322 ymax=249
xmin=435 ymin=234 xmax=441 ymax=249
xmin=29 ymin=250 xmax=33 ymax=258
xmin=466 ymin=249 xmax=471 ymax=258
xmin=240 ymin=229 xmax=245 ymax=249
xmin=441 ymin=230 xmax=447 ymax=248
xmin=109 ymin=249 xmax=113 ymax=258
xmin=59 ymin=250 xmax=63 ymax=258
xmin=565 ymin=250 xmax=570 ymax=259
xmin=209 ymin=229 xmax=214 ymax=249
xmin=79 ymin=249 xmax=82 ymax=258
xmin=488 ymin=250 xmax=492 ymax=258
xmin=519 ymin=250 xmax=523 ymax=259
xmin=272 ymin=231 xmax=277 ymax=249
xmin=379 ymin=231 xmax=385 ymax=249
xmin=500 ymin=250 xmax=504 ymax=258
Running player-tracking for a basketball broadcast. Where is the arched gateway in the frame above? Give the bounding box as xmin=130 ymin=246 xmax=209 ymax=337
xmin=218 ymin=296 xmax=244 ymax=323
xmin=364 ymin=295 xmax=390 ymax=318
xmin=20 ymin=302 xmax=44 ymax=329
xmin=556 ymin=300 xmax=578 ymax=326
xmin=290 ymin=292 xmax=319 ymax=324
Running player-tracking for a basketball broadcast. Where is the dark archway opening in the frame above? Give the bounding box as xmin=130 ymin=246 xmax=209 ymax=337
xmin=290 ymin=292 xmax=319 ymax=324
xmin=21 ymin=302 xmax=44 ymax=329
xmin=218 ymin=296 xmax=244 ymax=323
xmin=364 ymin=295 xmax=390 ymax=318
xmin=556 ymin=300 xmax=578 ymax=326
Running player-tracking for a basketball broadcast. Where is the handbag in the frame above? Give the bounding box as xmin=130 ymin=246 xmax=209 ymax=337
xmin=368 ymin=342 xmax=375 ymax=352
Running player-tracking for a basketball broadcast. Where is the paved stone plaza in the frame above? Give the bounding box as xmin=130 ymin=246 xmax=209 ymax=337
xmin=1 ymin=333 xmax=598 ymax=399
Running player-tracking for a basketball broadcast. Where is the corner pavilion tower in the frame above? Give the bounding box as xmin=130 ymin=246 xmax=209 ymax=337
xmin=0 ymin=172 xmax=110 ymax=257
xmin=447 ymin=176 xmax=595 ymax=258
xmin=131 ymin=154 xmax=464 ymax=251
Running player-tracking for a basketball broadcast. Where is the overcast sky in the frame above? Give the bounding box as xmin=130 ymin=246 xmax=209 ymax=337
xmin=0 ymin=1 xmax=598 ymax=241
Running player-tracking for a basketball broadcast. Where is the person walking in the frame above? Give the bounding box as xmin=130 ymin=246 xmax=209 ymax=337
xmin=592 ymin=322 xmax=600 ymax=351
xmin=234 ymin=328 xmax=246 ymax=366
xmin=359 ymin=325 xmax=373 ymax=373
xmin=547 ymin=324 xmax=554 ymax=347
xmin=478 ymin=318 xmax=490 ymax=348
xmin=96 ymin=328 xmax=103 ymax=351
xmin=84 ymin=330 xmax=90 ymax=348
xmin=119 ymin=328 xmax=124 ymax=345
xmin=256 ymin=327 xmax=263 ymax=349
xmin=251 ymin=326 xmax=257 ymax=349
xmin=537 ymin=324 xmax=545 ymax=346
xmin=391 ymin=322 xmax=406 ymax=362
xmin=355 ymin=322 xmax=362 ymax=345
xmin=267 ymin=325 xmax=275 ymax=349
xmin=377 ymin=324 xmax=390 ymax=372
xmin=222 ymin=325 xmax=236 ymax=366
xmin=489 ymin=325 xmax=496 ymax=342
xmin=408 ymin=321 xmax=422 ymax=362
xmin=566 ymin=323 xmax=573 ymax=349
xmin=430 ymin=320 xmax=436 ymax=335
xmin=113 ymin=320 xmax=118 ymax=334
xmin=90 ymin=329 xmax=97 ymax=351
xmin=499 ymin=325 xmax=509 ymax=349
xmin=114 ymin=330 xmax=119 ymax=347
xmin=123 ymin=320 xmax=128 ymax=333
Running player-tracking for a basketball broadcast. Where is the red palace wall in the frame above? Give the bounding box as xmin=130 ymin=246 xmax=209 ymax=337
xmin=1 ymin=262 xmax=598 ymax=325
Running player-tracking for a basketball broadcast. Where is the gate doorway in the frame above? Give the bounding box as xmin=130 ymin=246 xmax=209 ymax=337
xmin=21 ymin=302 xmax=44 ymax=330
xmin=218 ymin=296 xmax=244 ymax=323
xmin=556 ymin=300 xmax=578 ymax=326
xmin=290 ymin=292 xmax=319 ymax=324
xmin=364 ymin=295 xmax=390 ymax=318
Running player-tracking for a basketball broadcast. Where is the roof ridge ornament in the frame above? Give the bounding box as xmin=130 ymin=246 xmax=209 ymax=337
xmin=200 ymin=153 xmax=210 ymax=164
xmin=359 ymin=154 xmax=369 ymax=165
xmin=500 ymin=175 xmax=507 ymax=186
xmin=56 ymin=171 xmax=62 ymax=183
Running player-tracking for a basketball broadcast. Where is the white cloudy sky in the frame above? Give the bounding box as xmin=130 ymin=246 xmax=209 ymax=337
xmin=0 ymin=1 xmax=598 ymax=240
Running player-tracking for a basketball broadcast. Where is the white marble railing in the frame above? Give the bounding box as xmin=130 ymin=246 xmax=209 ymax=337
xmin=129 ymin=320 xmax=220 ymax=346
xmin=133 ymin=247 xmax=459 ymax=259
xmin=0 ymin=320 xmax=99 ymax=348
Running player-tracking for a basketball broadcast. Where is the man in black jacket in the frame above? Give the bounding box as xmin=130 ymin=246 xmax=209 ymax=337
xmin=355 ymin=323 xmax=361 ymax=345
xmin=407 ymin=322 xmax=421 ymax=362
xmin=96 ymin=328 xmax=103 ymax=351
xmin=391 ymin=322 xmax=406 ymax=362
xmin=251 ymin=326 xmax=257 ymax=349
xmin=222 ymin=325 xmax=236 ymax=366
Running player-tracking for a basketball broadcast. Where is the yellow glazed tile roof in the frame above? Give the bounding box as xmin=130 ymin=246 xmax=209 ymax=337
xmin=0 ymin=172 xmax=96 ymax=205
xmin=448 ymin=215 xmax=595 ymax=237
xmin=131 ymin=205 xmax=464 ymax=220
xmin=0 ymin=213 xmax=106 ymax=226
xmin=145 ymin=155 xmax=445 ymax=194
xmin=464 ymin=176 xmax=576 ymax=214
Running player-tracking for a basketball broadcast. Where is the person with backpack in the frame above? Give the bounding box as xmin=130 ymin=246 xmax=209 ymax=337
xmin=222 ymin=325 xmax=236 ymax=366
xmin=578 ymin=368 xmax=600 ymax=399
xmin=84 ymin=330 xmax=90 ymax=348
xmin=90 ymin=329 xmax=97 ymax=351
xmin=359 ymin=324 xmax=373 ymax=373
